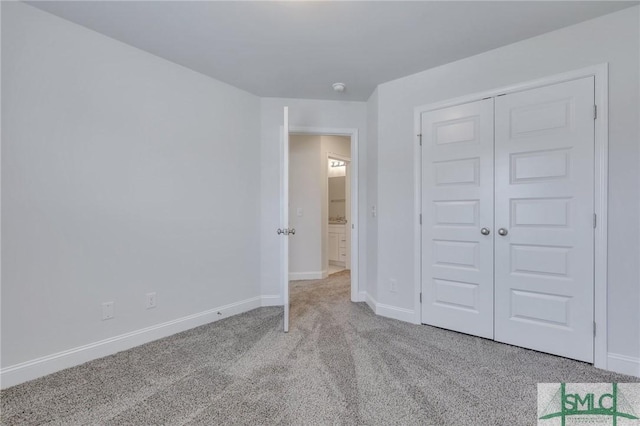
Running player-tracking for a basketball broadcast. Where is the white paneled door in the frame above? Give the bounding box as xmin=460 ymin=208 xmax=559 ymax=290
xmin=494 ymin=77 xmax=595 ymax=362
xmin=421 ymin=98 xmax=495 ymax=339
xmin=421 ymin=77 xmax=595 ymax=363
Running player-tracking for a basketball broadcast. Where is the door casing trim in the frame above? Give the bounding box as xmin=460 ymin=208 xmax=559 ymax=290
xmin=413 ymin=64 xmax=609 ymax=369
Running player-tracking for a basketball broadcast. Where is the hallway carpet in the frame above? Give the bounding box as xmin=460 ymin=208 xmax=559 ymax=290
xmin=1 ymin=271 xmax=637 ymax=425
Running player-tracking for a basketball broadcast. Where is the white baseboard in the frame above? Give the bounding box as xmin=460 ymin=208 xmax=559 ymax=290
xmin=361 ymin=292 xmax=415 ymax=324
xmin=365 ymin=292 xmax=377 ymax=313
xmin=260 ymin=294 xmax=282 ymax=306
xmin=376 ymin=303 xmax=416 ymax=323
xmin=289 ymin=270 xmax=327 ymax=280
xmin=607 ymin=353 xmax=640 ymax=377
xmin=0 ymin=295 xmax=275 ymax=389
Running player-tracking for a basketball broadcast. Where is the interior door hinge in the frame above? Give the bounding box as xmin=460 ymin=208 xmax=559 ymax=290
xmin=420 ymin=293 xmax=422 ymax=303
xmin=593 ymin=213 xmax=597 ymax=229
xmin=594 ymin=321 xmax=596 ymax=337
xmin=594 ymin=105 xmax=597 ymax=120
xmin=418 ymin=134 xmax=422 ymax=146
xmin=419 ymin=214 xmax=422 ymax=225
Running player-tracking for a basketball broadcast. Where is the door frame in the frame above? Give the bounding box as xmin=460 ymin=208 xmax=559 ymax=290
xmin=413 ymin=63 xmax=609 ymax=369
xmin=287 ymin=126 xmax=360 ymax=303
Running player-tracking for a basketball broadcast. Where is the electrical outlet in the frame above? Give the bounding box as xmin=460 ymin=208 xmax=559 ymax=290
xmin=390 ymin=279 xmax=397 ymax=293
xmin=102 ymin=302 xmax=114 ymax=320
xmin=146 ymin=292 xmax=157 ymax=309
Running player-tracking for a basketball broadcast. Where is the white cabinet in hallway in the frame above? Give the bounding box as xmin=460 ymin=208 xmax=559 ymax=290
xmin=329 ymin=224 xmax=346 ymax=265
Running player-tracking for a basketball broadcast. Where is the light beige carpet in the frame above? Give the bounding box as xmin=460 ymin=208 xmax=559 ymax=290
xmin=1 ymin=270 xmax=637 ymax=425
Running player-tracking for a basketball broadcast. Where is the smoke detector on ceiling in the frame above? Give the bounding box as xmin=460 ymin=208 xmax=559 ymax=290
xmin=332 ymin=82 xmax=346 ymax=93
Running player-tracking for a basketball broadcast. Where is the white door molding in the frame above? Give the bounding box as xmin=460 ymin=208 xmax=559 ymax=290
xmin=287 ymin=126 xmax=360 ymax=302
xmin=414 ymin=63 xmax=609 ymax=369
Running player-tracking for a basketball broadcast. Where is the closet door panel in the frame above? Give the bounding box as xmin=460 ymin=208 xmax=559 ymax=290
xmin=421 ymin=98 xmax=494 ymax=339
xmin=494 ymin=77 xmax=595 ymax=362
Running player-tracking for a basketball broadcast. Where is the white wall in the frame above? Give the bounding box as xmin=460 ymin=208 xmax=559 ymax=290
xmin=1 ymin=2 xmax=261 ymax=379
xmin=260 ymin=99 xmax=367 ymax=300
xmin=374 ymin=7 xmax=640 ymax=370
xmin=288 ymin=135 xmax=323 ymax=278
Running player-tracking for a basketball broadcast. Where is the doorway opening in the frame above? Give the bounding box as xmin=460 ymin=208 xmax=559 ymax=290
xmin=279 ymin=116 xmax=360 ymax=332
xmin=288 ymin=134 xmax=352 ymax=286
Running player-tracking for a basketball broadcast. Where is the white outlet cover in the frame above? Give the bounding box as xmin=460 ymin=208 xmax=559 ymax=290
xmin=297 ymin=207 xmax=303 ymax=217
xmin=146 ymin=292 xmax=157 ymax=309
xmin=102 ymin=302 xmax=114 ymax=320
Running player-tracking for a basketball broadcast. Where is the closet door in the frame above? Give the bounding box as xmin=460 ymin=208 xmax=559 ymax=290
xmin=494 ymin=77 xmax=595 ymax=362
xmin=421 ymin=98 xmax=494 ymax=339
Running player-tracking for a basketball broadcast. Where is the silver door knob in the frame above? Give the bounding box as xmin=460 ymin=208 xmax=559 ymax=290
xmin=289 ymin=228 xmax=296 ymax=235
xmin=480 ymin=227 xmax=490 ymax=235
xmin=498 ymin=228 xmax=508 ymax=236
xmin=277 ymin=228 xmax=284 ymax=235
